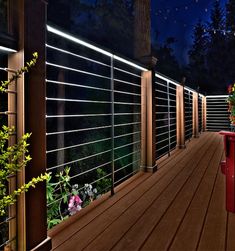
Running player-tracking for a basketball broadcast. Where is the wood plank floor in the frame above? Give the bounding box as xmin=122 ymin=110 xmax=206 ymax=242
xmin=50 ymin=132 xmax=235 ymax=251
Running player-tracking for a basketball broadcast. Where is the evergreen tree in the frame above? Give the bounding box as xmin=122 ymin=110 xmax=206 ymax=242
xmin=153 ymin=37 xmax=182 ymax=82
xmin=188 ymin=21 xmax=208 ymax=92
xmin=209 ymin=0 xmax=225 ymax=35
xmin=226 ymin=0 xmax=235 ymax=33
xmin=206 ymin=0 xmax=227 ymax=93
xmin=226 ymin=0 xmax=235 ymax=85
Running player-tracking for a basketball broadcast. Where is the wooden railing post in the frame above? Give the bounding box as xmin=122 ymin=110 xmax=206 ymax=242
xmin=24 ymin=1 xmax=51 ymax=250
xmin=193 ymin=92 xmax=199 ymax=138
xmin=141 ymin=70 xmax=157 ymax=173
xmin=202 ymin=96 xmax=207 ymax=131
xmin=9 ymin=1 xmax=51 ymax=250
xmin=176 ymin=85 xmax=185 ymax=148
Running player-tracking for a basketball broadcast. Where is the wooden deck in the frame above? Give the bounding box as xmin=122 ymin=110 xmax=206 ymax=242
xmin=49 ymin=132 xmax=235 ymax=251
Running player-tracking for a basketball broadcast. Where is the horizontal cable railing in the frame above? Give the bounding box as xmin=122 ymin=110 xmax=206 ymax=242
xmin=155 ymin=73 xmax=177 ymax=160
xmin=206 ymin=95 xmax=230 ymax=131
xmin=184 ymin=89 xmax=193 ymax=141
xmin=198 ymin=95 xmax=203 ymax=133
xmin=46 ymin=25 xmax=144 ymax=227
xmin=45 ymin=24 xmax=214 ymax=230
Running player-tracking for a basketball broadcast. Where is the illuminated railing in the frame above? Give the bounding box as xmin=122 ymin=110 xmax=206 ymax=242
xmin=46 ymin=25 xmax=145 ymax=222
xmin=46 ymin=25 xmax=226 ymax=230
xmin=198 ymin=94 xmax=203 ymax=133
xmin=184 ymin=88 xmax=193 ymax=141
xmin=206 ymin=95 xmax=230 ymax=131
xmin=155 ymin=73 xmax=177 ymax=159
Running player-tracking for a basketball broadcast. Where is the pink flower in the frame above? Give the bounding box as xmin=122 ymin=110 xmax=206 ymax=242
xmin=74 ymin=195 xmax=82 ymax=204
xmin=68 ymin=195 xmax=83 ymax=215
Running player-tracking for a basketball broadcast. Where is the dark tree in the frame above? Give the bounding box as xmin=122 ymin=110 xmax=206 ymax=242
xmin=188 ymin=21 xmax=208 ymax=92
xmin=206 ymin=0 xmax=227 ymax=94
xmin=226 ymin=0 xmax=235 ymax=33
xmin=48 ymin=0 xmax=134 ymax=58
xmin=225 ymin=0 xmax=235 ymax=85
xmin=153 ymin=37 xmax=182 ymax=81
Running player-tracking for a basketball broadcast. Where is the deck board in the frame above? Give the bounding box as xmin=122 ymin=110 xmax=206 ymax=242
xmin=197 ymin=154 xmax=227 ymax=251
xmin=50 ymin=132 xmax=232 ymax=251
xmin=110 ymin=134 xmax=218 ymax=251
xmin=168 ymin=138 xmax=224 ymax=251
xmin=140 ymin=134 xmax=221 ymax=251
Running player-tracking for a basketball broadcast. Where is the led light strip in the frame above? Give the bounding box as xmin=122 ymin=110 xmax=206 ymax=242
xmin=47 ymin=25 xmax=112 ymax=57
xmin=47 ymin=25 xmax=148 ymax=72
xmin=184 ymin=86 xmax=196 ymax=93
xmin=113 ymin=55 xmax=147 ymax=71
xmin=155 ymin=73 xmax=181 ymax=87
xmin=206 ymin=95 xmax=229 ymax=98
xmin=0 ymin=46 xmax=17 ymax=53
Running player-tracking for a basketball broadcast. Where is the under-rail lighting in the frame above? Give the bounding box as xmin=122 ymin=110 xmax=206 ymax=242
xmin=47 ymin=25 xmax=113 ymax=57
xmin=113 ymin=55 xmax=148 ymax=72
xmin=206 ymin=95 xmax=228 ymax=98
xmin=184 ymin=86 xmax=196 ymax=93
xmin=155 ymin=73 xmax=180 ymax=86
xmin=47 ymin=25 xmax=148 ymax=72
xmin=0 ymin=46 xmax=17 ymax=53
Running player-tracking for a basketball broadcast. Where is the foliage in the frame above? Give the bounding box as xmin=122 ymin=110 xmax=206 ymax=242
xmin=0 ymin=52 xmax=48 ymax=217
xmin=226 ymin=0 xmax=235 ymax=33
xmin=46 ymin=167 xmax=71 ymax=229
xmin=187 ymin=0 xmax=235 ymax=94
xmin=152 ymin=37 xmax=182 ymax=82
xmin=0 ymin=52 xmax=38 ymax=92
xmin=46 ymin=167 xmax=111 ymax=229
xmin=227 ymin=83 xmax=235 ymax=124
xmin=0 ymin=126 xmax=49 ymax=216
xmin=188 ymin=21 xmax=208 ymax=91
xmin=96 ymin=168 xmax=112 ymax=194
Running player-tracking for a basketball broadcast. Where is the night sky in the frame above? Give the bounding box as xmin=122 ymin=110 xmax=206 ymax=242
xmin=152 ymin=0 xmax=227 ymax=65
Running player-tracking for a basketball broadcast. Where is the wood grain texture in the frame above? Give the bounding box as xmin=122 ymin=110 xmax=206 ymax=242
xmin=50 ymin=133 xmax=229 ymax=251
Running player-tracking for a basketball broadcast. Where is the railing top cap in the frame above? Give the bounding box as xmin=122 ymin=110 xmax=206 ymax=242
xmin=155 ymin=72 xmax=206 ymax=96
xmin=47 ymin=25 xmax=148 ymax=72
xmin=206 ymin=95 xmax=229 ymax=98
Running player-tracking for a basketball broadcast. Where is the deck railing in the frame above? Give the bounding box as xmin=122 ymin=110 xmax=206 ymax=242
xmin=206 ymin=95 xmax=230 ymax=131
xmin=46 ymin=25 xmax=146 ymax=221
xmin=198 ymin=94 xmax=203 ymax=133
xmin=44 ymin=25 xmax=233 ymax=228
xmin=0 ymin=23 xmax=231 ymax=250
xmin=155 ymin=73 xmax=177 ymax=159
xmin=184 ymin=88 xmax=194 ymax=141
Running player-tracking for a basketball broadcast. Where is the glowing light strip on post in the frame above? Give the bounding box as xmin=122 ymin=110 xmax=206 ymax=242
xmin=155 ymin=73 xmax=181 ymax=87
xmin=184 ymin=86 xmax=196 ymax=93
xmin=47 ymin=25 xmax=112 ymax=57
xmin=0 ymin=46 xmax=17 ymax=53
xmin=113 ymin=55 xmax=148 ymax=71
xmin=206 ymin=95 xmax=229 ymax=98
xmin=47 ymin=25 xmax=148 ymax=72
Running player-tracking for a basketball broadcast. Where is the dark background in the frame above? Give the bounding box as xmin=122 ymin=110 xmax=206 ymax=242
xmin=47 ymin=0 xmax=235 ymax=94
